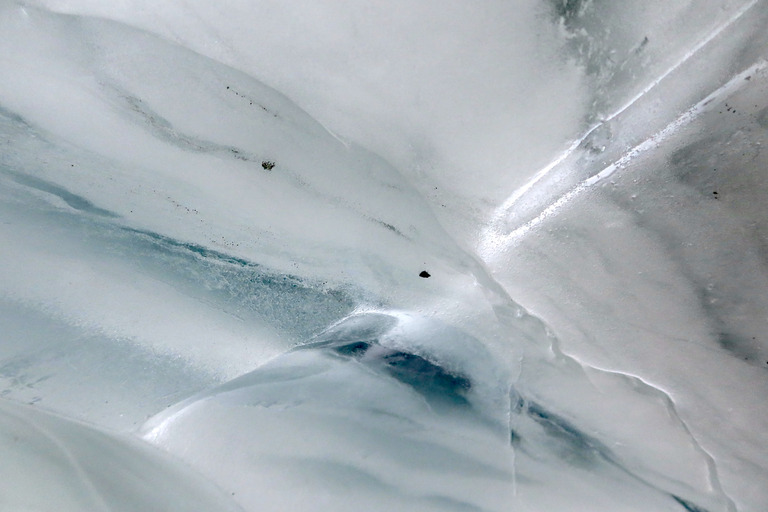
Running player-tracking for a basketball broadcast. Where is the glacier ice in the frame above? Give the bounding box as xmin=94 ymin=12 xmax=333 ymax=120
xmin=140 ymin=312 xmax=735 ymax=511
xmin=1 ymin=1 xmax=767 ymax=511
xmin=0 ymin=398 xmax=243 ymax=511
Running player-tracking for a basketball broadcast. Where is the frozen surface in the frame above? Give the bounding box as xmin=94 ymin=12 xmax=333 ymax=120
xmin=0 ymin=398 xmax=243 ymax=511
xmin=1 ymin=1 xmax=767 ymax=511
xmin=141 ymin=312 xmax=735 ymax=511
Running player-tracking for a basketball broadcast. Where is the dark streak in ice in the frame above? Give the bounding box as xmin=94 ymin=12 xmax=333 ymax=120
xmin=672 ymin=495 xmax=711 ymax=512
xmin=0 ymin=105 xmax=31 ymax=128
xmin=122 ymin=227 xmax=257 ymax=267
xmin=117 ymin=227 xmax=358 ymax=338
xmin=333 ymin=341 xmax=371 ymax=357
xmin=526 ymin=401 xmax=608 ymax=463
xmin=380 ymin=350 xmax=471 ymax=406
xmin=301 ymin=314 xmax=472 ymax=407
xmin=375 ymin=219 xmax=405 ymax=237
xmin=119 ymin=92 xmax=264 ymax=164
xmin=4 ymin=171 xmax=118 ymax=218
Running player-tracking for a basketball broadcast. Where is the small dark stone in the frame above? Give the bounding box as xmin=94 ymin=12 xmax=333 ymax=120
xmin=419 ymin=271 xmax=431 ymax=278
xmin=262 ymin=161 xmax=275 ymax=170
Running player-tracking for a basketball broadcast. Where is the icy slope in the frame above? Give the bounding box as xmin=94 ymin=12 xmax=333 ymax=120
xmin=140 ymin=312 xmax=734 ymax=512
xmin=0 ymin=398 xmax=243 ymax=511
xmin=0 ymin=3 xmax=492 ymax=426
xmin=1 ymin=1 xmax=767 ymax=511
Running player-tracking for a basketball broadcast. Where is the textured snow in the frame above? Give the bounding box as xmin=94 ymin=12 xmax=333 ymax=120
xmin=1 ymin=1 xmax=767 ymax=511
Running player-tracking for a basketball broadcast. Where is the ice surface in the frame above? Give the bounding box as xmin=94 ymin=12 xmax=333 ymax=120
xmin=1 ymin=0 xmax=767 ymax=511
xmin=0 ymin=398 xmax=243 ymax=511
xmin=140 ymin=312 xmax=735 ymax=511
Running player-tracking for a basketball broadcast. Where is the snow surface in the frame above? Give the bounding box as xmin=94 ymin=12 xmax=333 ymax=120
xmin=1 ymin=1 xmax=767 ymax=511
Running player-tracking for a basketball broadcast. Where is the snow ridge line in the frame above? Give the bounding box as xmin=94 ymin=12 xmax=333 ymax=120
xmin=481 ymin=58 xmax=766 ymax=254
xmin=479 ymin=0 xmax=761 ymax=256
